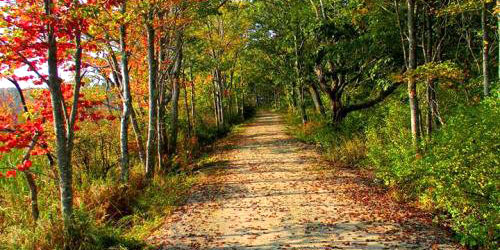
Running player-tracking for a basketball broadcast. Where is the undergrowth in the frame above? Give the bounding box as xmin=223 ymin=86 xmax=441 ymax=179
xmin=284 ymin=94 xmax=499 ymax=249
xmin=0 ymin=111 xmax=254 ymax=249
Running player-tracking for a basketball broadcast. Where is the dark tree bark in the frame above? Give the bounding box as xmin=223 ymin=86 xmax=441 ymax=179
xmin=9 ymin=80 xmax=42 ymax=222
xmin=23 ymin=133 xmax=41 ymax=221
xmin=315 ymin=64 xmax=400 ymax=125
xmin=168 ymin=31 xmax=184 ymax=158
xmin=424 ymin=3 xmax=434 ymax=136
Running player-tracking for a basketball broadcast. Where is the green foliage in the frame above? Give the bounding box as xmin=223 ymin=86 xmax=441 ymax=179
xmin=287 ymin=89 xmax=498 ymax=248
xmin=419 ymin=98 xmax=499 ymax=247
xmin=365 ymin=99 xmax=417 ymax=192
xmin=285 ymin=110 xmax=367 ymax=167
xmin=366 ymin=97 xmax=499 ymax=247
xmin=0 ymin=109 xmax=248 ymax=249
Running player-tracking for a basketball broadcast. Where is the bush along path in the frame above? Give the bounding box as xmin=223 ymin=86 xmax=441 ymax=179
xmin=147 ymin=111 xmax=461 ymax=249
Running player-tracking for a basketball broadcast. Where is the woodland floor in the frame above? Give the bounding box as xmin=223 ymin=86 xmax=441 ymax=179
xmin=148 ymin=111 xmax=461 ymax=250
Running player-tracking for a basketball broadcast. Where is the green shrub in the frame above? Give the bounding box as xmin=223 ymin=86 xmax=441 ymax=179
xmin=287 ymin=95 xmax=498 ymax=248
xmin=365 ymin=100 xmax=419 ymax=195
xmin=366 ymin=98 xmax=499 ymax=248
xmin=418 ymin=98 xmax=499 ymax=247
xmin=285 ymin=110 xmax=367 ymax=166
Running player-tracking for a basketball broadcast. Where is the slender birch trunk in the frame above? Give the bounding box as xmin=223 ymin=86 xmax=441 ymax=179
xmin=482 ymin=2 xmax=491 ymax=97
xmin=119 ymin=0 xmax=131 ymax=182
xmin=407 ymin=0 xmax=420 ymax=148
xmin=145 ymin=9 xmax=158 ymax=180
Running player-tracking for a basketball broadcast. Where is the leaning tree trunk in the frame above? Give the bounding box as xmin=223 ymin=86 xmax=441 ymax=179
xmin=10 ymin=80 xmax=40 ymax=221
xmin=25 ymin=172 xmax=39 ymax=221
xmin=23 ymin=133 xmax=41 ymax=221
xmin=309 ymin=83 xmax=326 ymax=116
xmin=145 ymin=10 xmax=158 ymax=180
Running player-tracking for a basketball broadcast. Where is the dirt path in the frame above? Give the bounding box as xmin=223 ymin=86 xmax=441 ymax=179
xmin=148 ymin=112 xmax=459 ymax=249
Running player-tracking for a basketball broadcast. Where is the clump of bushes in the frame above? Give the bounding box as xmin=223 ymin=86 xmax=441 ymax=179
xmin=366 ymin=98 xmax=499 ymax=247
xmin=0 ymin=166 xmax=196 ymax=249
xmin=285 ymin=111 xmax=368 ymax=167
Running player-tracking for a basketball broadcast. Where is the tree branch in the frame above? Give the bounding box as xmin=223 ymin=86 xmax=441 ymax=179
xmin=344 ymin=82 xmax=401 ymax=114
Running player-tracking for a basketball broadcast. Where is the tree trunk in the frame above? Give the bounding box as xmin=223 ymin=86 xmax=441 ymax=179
xmin=214 ymin=69 xmax=224 ymax=128
xmin=426 ymin=81 xmax=434 ymax=136
xmin=169 ymin=77 xmax=180 ymax=157
xmin=168 ymin=31 xmax=183 ymax=159
xmin=119 ymin=0 xmax=131 ymax=182
xmin=23 ymin=133 xmax=42 ymax=221
xmin=309 ymin=83 xmax=325 ymax=116
xmin=298 ymin=85 xmax=308 ymax=124
xmin=213 ymin=83 xmax=219 ymax=128
xmin=183 ymin=81 xmax=192 ymax=138
xmin=156 ymin=23 xmax=170 ymax=172
xmin=130 ymin=107 xmax=146 ymax=166
xmin=25 ymin=172 xmax=39 ymax=221
xmin=407 ymin=0 xmax=420 ymax=148
xmin=45 ymin=0 xmax=74 ymax=239
xmin=240 ymin=88 xmax=245 ymax=120
xmin=482 ymin=2 xmax=491 ymax=97
xmin=290 ymin=84 xmax=298 ymax=109
xmin=330 ymin=96 xmax=346 ymax=125
xmin=10 ymin=81 xmax=40 ymax=221
xmin=217 ymin=74 xmax=225 ymax=126
xmin=191 ymin=71 xmax=196 ymax=131
xmin=424 ymin=5 xmax=434 ymax=137
xmin=145 ymin=10 xmax=158 ymax=180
